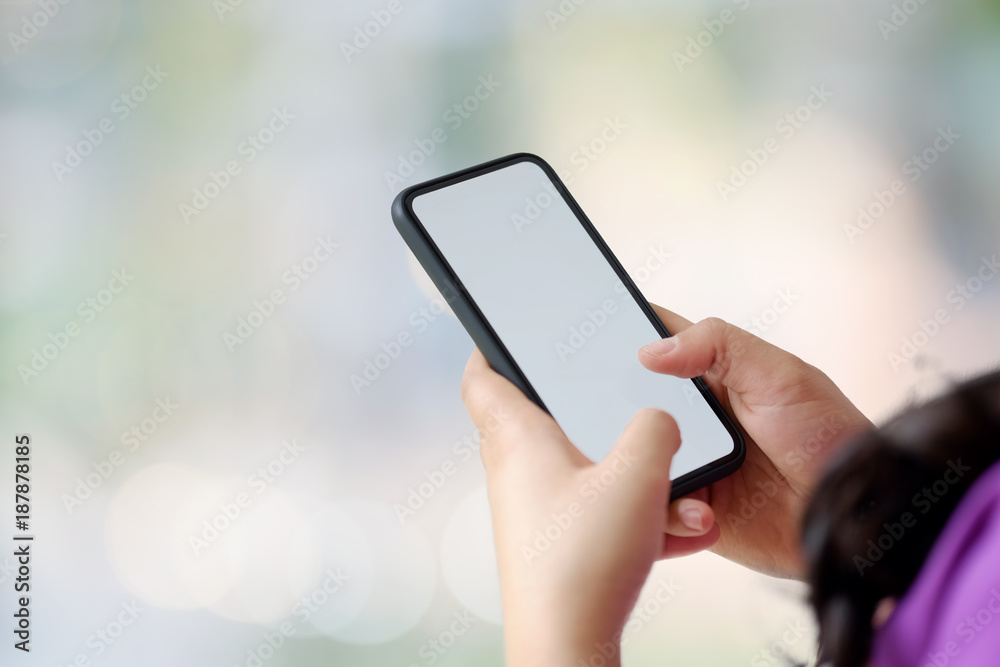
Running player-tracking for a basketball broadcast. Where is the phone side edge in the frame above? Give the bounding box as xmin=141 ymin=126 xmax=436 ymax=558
xmin=390 ymin=185 xmax=550 ymax=414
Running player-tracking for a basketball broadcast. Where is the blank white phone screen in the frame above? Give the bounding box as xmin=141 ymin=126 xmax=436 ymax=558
xmin=410 ymin=159 xmax=735 ymax=479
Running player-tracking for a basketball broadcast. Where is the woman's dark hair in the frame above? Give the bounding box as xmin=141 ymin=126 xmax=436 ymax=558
xmin=802 ymin=369 xmax=1000 ymax=667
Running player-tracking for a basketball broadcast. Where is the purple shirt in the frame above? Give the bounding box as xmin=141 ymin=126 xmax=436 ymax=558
xmin=873 ymin=459 xmax=1000 ymax=667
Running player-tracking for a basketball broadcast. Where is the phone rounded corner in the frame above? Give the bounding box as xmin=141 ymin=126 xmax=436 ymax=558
xmin=509 ymin=151 xmax=547 ymax=166
xmin=732 ymin=428 xmax=748 ymax=465
xmin=508 ymin=152 xmax=562 ymax=180
xmin=669 ymin=429 xmax=747 ymax=500
xmin=391 ymin=186 xmax=419 ymax=229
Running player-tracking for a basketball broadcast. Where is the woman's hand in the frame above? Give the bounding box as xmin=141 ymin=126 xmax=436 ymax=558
xmin=459 ymin=308 xmax=873 ymax=664
xmin=647 ymin=307 xmax=874 ymax=578
xmin=462 ymin=349 xmax=693 ymax=667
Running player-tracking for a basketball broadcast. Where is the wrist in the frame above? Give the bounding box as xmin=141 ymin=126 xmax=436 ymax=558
xmin=503 ymin=601 xmax=624 ymax=667
xmin=506 ymin=632 xmax=622 ymax=667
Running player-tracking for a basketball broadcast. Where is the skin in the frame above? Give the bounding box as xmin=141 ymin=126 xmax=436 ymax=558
xmin=460 ymin=307 xmax=873 ymax=666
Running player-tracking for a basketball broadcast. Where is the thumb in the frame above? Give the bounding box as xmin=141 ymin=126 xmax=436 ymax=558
xmin=638 ymin=316 xmax=785 ymax=394
xmin=596 ymin=408 xmax=680 ymax=510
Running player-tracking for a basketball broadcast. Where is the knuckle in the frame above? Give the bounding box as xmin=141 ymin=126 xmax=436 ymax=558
xmin=774 ymin=357 xmax=816 ymax=393
xmin=709 ymin=347 xmax=735 ymax=382
xmin=783 ymin=358 xmax=812 ymax=383
xmin=700 ymin=316 xmax=730 ymax=337
xmin=697 ymin=317 xmax=743 ymax=380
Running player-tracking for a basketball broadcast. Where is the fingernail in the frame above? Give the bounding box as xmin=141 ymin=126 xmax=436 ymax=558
xmin=680 ymin=507 xmax=705 ymax=532
xmin=642 ymin=337 xmax=677 ymax=357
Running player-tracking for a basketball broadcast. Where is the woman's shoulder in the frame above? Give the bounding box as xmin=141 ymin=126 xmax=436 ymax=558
xmin=873 ymin=460 xmax=1000 ymax=667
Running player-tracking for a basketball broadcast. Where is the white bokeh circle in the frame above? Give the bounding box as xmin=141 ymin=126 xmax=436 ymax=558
xmin=207 ymin=488 xmax=315 ymax=625
xmin=297 ymin=499 xmax=436 ymax=644
xmin=285 ymin=503 xmax=375 ymax=638
xmin=105 ymin=463 xmax=242 ymax=610
xmin=440 ymin=485 xmax=502 ymax=625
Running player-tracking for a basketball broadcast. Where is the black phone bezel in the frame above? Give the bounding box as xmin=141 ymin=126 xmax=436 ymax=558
xmin=391 ymin=152 xmax=746 ymax=499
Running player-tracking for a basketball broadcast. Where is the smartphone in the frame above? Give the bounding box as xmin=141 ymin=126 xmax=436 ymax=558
xmin=391 ymin=153 xmax=744 ymax=498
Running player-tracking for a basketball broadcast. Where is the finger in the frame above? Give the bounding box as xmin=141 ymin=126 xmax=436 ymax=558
xmin=638 ymin=317 xmax=790 ymax=395
xmin=659 ymin=523 xmax=722 ymax=559
xmin=610 ymin=407 xmax=681 ymax=477
xmin=648 ymin=303 xmax=695 ymax=335
xmin=461 ymin=349 xmax=579 ymax=476
xmin=597 ymin=408 xmax=681 ymax=515
xmin=665 ymin=497 xmax=716 ymax=536
xmin=646 ymin=305 xmax=730 ymax=403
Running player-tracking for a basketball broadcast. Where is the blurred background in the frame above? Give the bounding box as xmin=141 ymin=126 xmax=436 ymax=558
xmin=1 ymin=0 xmax=999 ymax=665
